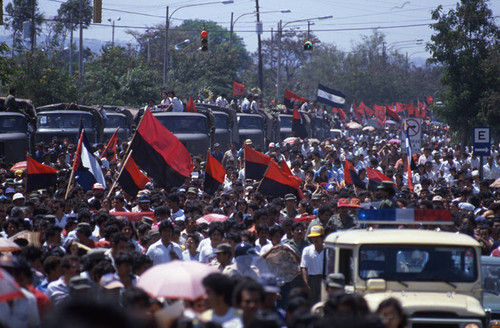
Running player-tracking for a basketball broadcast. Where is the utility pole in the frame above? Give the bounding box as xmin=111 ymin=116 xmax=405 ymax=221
xmin=69 ymin=14 xmax=73 ymax=76
xmin=78 ymin=0 xmax=84 ymax=88
xmin=31 ymin=0 xmax=35 ymax=54
xmin=229 ymin=12 xmax=234 ymax=50
xmin=163 ymin=6 xmax=169 ymax=87
xmin=255 ymin=0 xmax=263 ymax=95
xmin=276 ymin=20 xmax=282 ymax=102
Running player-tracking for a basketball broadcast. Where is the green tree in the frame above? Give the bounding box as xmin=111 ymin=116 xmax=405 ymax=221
xmin=12 ymin=50 xmax=78 ymax=105
xmin=4 ymin=0 xmax=44 ymax=53
xmin=0 ymin=43 xmax=14 ymax=90
xmin=427 ymin=0 xmax=500 ymax=146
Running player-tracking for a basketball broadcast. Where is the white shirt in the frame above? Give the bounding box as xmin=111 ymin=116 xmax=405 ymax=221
xmin=199 ymin=245 xmax=217 ymax=263
xmin=300 ymin=244 xmax=324 ymax=275
xmin=216 ymin=96 xmax=229 ymax=107
xmin=170 ymin=97 xmax=184 ymax=112
xmin=146 ymin=239 xmax=183 ymax=265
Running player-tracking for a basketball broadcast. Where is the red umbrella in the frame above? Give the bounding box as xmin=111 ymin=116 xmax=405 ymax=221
xmin=197 ymin=213 xmax=228 ymax=224
xmin=0 ymin=267 xmax=24 ymax=302
xmin=136 ymin=260 xmax=218 ymax=301
xmin=293 ymin=215 xmax=316 ymax=223
xmin=9 ymin=161 xmax=27 ymax=172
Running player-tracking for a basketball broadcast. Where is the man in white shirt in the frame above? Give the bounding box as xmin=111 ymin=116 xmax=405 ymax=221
xmin=146 ymin=221 xmax=183 ymax=265
xmin=216 ymin=93 xmax=229 ymax=107
xmin=167 ymin=91 xmax=184 ymax=112
xmin=301 ymin=225 xmax=325 ymax=305
xmin=241 ymin=95 xmax=251 ymax=113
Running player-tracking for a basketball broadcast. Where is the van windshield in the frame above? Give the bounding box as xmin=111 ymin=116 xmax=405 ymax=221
xmin=0 ymin=116 xmax=27 ymax=133
xmin=281 ymin=116 xmax=293 ymax=128
xmin=359 ymin=245 xmax=477 ymax=282
xmin=238 ymin=116 xmax=262 ymax=129
xmin=104 ymin=115 xmax=127 ymax=128
xmin=38 ymin=113 xmax=93 ymax=129
xmin=214 ymin=114 xmax=228 ymax=129
xmin=155 ymin=116 xmax=207 ymax=133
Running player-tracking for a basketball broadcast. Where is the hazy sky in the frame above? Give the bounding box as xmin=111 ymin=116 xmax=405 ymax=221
xmin=2 ymin=0 xmax=499 ymax=58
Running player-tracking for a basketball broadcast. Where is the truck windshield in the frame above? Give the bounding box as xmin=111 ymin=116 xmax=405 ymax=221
xmin=214 ymin=114 xmax=228 ymax=129
xmin=482 ymin=259 xmax=500 ymax=294
xmin=155 ymin=116 xmax=207 ymax=133
xmin=38 ymin=114 xmax=93 ymax=129
xmin=104 ymin=115 xmax=127 ymax=129
xmin=0 ymin=116 xmax=27 ymax=133
xmin=359 ymin=245 xmax=477 ymax=282
xmin=238 ymin=116 xmax=262 ymax=129
xmin=280 ymin=116 xmax=293 ymax=128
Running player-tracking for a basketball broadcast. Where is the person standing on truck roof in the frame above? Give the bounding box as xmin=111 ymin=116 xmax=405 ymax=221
xmin=165 ymin=91 xmax=184 ymax=112
xmin=158 ymin=91 xmax=171 ymax=110
xmin=250 ymin=95 xmax=259 ymax=114
xmin=4 ymin=87 xmax=18 ymax=112
xmin=241 ymin=94 xmax=251 ymax=113
xmin=216 ymin=93 xmax=229 ymax=107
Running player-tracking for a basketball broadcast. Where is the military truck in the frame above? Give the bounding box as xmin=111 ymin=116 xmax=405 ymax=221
xmin=100 ymin=105 xmax=135 ymax=141
xmin=0 ymin=97 xmax=36 ymax=163
xmin=35 ymin=103 xmax=104 ymax=144
xmin=152 ymin=111 xmax=212 ymax=156
xmin=324 ymin=228 xmax=485 ymax=327
xmin=237 ymin=112 xmax=278 ymax=148
xmin=197 ymin=104 xmax=238 ymax=150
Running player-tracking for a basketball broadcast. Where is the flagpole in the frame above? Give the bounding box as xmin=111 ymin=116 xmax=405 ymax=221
xmin=126 ymin=109 xmax=149 ymax=155
xmin=101 ymin=126 xmax=120 ymax=160
xmin=255 ymin=161 xmax=273 ymax=193
xmin=25 ymin=152 xmax=29 ymax=193
xmin=107 ymin=149 xmax=133 ymax=199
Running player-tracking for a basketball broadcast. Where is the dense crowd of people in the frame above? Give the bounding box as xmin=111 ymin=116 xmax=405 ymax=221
xmin=0 ymin=108 xmax=499 ymax=328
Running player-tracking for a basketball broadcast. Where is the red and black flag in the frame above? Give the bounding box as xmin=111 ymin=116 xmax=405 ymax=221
xmin=129 ymin=109 xmax=193 ymax=188
xmin=204 ymin=154 xmax=226 ymax=195
xmin=118 ymin=154 xmax=150 ymax=196
xmin=244 ymin=145 xmax=272 ymax=180
xmin=258 ymin=160 xmax=303 ymax=199
xmin=385 ymin=105 xmax=402 ymax=121
xmin=284 ymin=89 xmax=306 ymax=109
xmin=292 ymin=107 xmax=308 ymax=139
xmin=367 ymin=167 xmax=392 ymax=192
xmin=332 ymin=107 xmax=347 ymax=121
xmin=26 ymin=156 xmax=59 ymax=192
xmin=100 ymin=127 xmax=119 ymax=161
xmin=373 ymin=105 xmax=387 ymax=128
xmin=233 ymin=81 xmax=246 ymax=96
xmin=359 ymin=102 xmax=374 ymax=117
xmin=186 ymin=96 xmax=197 ymax=113
xmin=344 ymin=160 xmax=365 ymax=189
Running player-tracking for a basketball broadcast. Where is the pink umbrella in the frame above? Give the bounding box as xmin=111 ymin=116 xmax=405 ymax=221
xmin=199 ymin=213 xmax=228 ymax=224
xmin=136 ymin=260 xmax=218 ymax=301
xmin=9 ymin=161 xmax=27 ymax=172
xmin=0 ymin=268 xmax=24 ymax=302
xmin=388 ymin=138 xmax=401 ymax=144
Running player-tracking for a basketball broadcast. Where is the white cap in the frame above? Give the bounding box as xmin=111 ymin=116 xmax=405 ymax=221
xmin=12 ymin=193 xmax=24 ymax=201
xmin=471 ymin=170 xmax=479 ymax=177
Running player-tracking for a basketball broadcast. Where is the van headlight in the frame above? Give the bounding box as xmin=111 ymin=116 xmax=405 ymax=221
xmin=489 ymin=320 xmax=500 ymax=328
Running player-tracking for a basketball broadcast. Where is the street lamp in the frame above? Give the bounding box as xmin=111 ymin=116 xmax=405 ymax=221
xmin=163 ymin=0 xmax=234 ymax=87
xmin=229 ymin=10 xmax=291 ymax=50
xmin=108 ymin=17 xmax=121 ymax=48
xmin=276 ymin=15 xmax=332 ymax=100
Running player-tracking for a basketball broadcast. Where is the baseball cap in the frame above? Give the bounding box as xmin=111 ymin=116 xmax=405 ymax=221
xmin=349 ymin=198 xmax=362 ymax=208
xmin=432 ymin=195 xmax=443 ymax=202
xmin=93 ymin=183 xmax=104 ymax=190
xmin=12 ymin=193 xmax=24 ymax=201
xmin=259 ymin=273 xmax=280 ymax=293
xmin=141 ymin=216 xmax=154 ymax=226
xmin=337 ymin=198 xmax=350 ymax=208
xmin=234 ymin=242 xmax=257 ymax=258
xmin=307 ymin=225 xmax=324 ymax=238
xmin=138 ymin=195 xmax=150 ymax=203
xmin=244 ymin=139 xmax=253 ymax=145
xmin=5 ymin=187 xmax=15 ymax=194
xmin=325 ymin=273 xmax=345 ymax=289
xmin=215 ymin=243 xmax=232 ymax=254
xmin=285 ymin=194 xmax=296 ymax=201
xmin=458 ymin=202 xmax=475 ymax=211
xmin=99 ymin=273 xmax=124 ymax=290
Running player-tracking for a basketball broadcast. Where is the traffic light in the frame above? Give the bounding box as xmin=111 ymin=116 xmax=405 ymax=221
xmin=94 ymin=0 xmax=102 ymax=23
xmin=304 ymin=40 xmax=313 ymax=51
xmin=201 ymin=28 xmax=208 ymax=52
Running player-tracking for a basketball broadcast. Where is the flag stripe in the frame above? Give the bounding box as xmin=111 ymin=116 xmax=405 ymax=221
xmin=317 ymin=84 xmax=346 ymax=107
xmin=204 ymin=173 xmax=222 ymax=195
xmin=118 ymin=168 xmax=142 ymax=196
xmin=258 ymin=160 xmax=302 ymax=198
xmin=130 ymin=133 xmax=188 ymax=188
xmin=244 ymin=145 xmax=272 ymax=180
xmin=135 ymin=110 xmax=192 ymax=178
